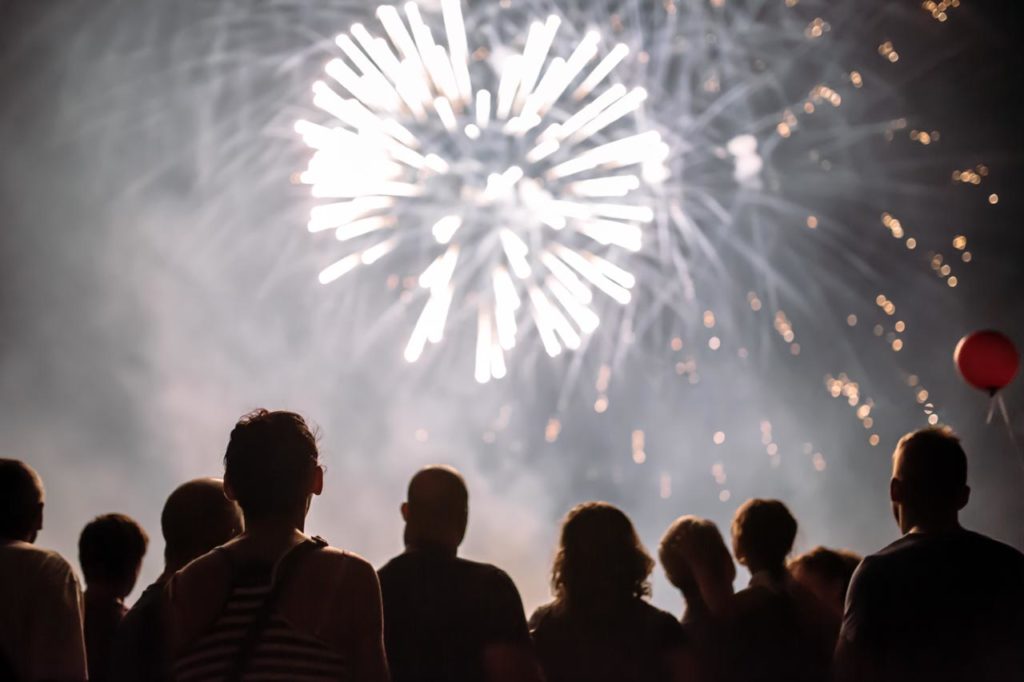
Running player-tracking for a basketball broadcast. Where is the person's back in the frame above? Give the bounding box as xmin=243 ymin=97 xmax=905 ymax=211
xmin=530 ymin=502 xmax=690 ymax=682
xmin=729 ymin=576 xmax=834 ymax=682
xmin=79 ymin=513 xmax=148 ymax=682
xmin=0 ymin=458 xmax=88 ymax=682
xmin=110 ymin=478 xmax=243 ymax=682
xmin=168 ymin=537 xmax=377 ymax=681
xmin=530 ymin=597 xmax=685 ymax=682
xmin=165 ymin=409 xmax=388 ymax=682
xmin=843 ymin=529 xmax=1024 ymax=680
xmin=728 ymin=499 xmax=834 ymax=682
xmin=379 ymin=466 xmax=538 ymax=682
xmin=659 ymin=516 xmax=737 ymax=682
xmin=836 ymin=428 xmax=1024 ymax=682
xmin=379 ymin=549 xmax=531 ymax=682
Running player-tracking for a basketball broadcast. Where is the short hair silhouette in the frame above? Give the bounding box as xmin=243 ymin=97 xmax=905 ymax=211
xmin=161 ymin=478 xmax=242 ymax=570
xmin=552 ymin=502 xmax=653 ymax=607
xmin=407 ymin=462 xmax=471 ymax=536
xmin=732 ymin=498 xmax=797 ymax=569
xmin=892 ymin=427 xmax=968 ymax=514
xmin=79 ymin=513 xmax=149 ymax=589
xmin=0 ymin=458 xmax=43 ymax=541
xmin=659 ymin=515 xmax=735 ymax=595
xmin=223 ymin=409 xmax=320 ymax=520
xmin=789 ymin=546 xmax=860 ymax=595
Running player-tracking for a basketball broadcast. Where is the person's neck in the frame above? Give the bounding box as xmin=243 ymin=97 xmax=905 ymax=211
xmin=748 ymin=562 xmax=786 ymax=579
xmin=682 ymin=590 xmax=709 ymax=621
xmin=160 ymin=553 xmax=193 ymax=582
xmin=405 ymin=540 xmax=458 ymax=558
xmin=748 ymin=563 xmax=788 ymax=589
xmin=699 ymin=580 xmax=734 ymax=619
xmin=906 ymin=517 xmax=962 ymax=535
xmin=86 ymin=584 xmax=125 ymax=605
xmin=162 ymin=552 xmax=189 ymax=579
xmin=234 ymin=515 xmax=307 ymax=560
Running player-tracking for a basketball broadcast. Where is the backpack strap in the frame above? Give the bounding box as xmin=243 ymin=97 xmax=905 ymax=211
xmin=224 ymin=536 xmax=328 ymax=682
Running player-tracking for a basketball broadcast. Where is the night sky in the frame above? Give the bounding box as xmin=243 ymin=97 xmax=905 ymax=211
xmin=2 ymin=0 xmax=1022 ymax=611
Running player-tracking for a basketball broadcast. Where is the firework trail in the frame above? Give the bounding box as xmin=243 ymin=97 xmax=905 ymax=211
xmin=297 ymin=1 xmax=669 ymax=383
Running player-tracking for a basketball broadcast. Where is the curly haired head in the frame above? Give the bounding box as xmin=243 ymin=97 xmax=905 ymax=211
xmin=659 ymin=515 xmax=735 ymax=599
xmin=552 ymin=502 xmax=654 ymax=610
xmin=223 ymin=409 xmax=320 ymax=521
xmin=788 ymin=546 xmax=860 ymax=596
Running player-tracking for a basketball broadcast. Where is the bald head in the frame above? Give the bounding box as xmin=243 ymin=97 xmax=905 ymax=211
xmin=161 ymin=478 xmax=243 ymax=572
xmin=0 ymin=459 xmax=44 ymax=543
xmin=402 ymin=466 xmax=468 ymax=553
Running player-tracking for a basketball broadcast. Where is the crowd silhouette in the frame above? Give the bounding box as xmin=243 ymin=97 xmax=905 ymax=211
xmin=2 ymin=410 xmax=1023 ymax=681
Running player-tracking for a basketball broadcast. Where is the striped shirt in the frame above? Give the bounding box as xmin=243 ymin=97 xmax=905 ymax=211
xmin=173 ymin=559 xmax=350 ymax=682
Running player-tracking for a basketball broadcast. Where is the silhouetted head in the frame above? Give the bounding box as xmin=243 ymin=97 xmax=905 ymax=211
xmin=731 ymin=498 xmax=797 ymax=575
xmin=890 ymin=427 xmax=969 ymax=534
xmin=401 ymin=465 xmax=468 ymax=553
xmin=660 ymin=515 xmax=736 ymax=605
xmin=0 ymin=459 xmax=44 ymax=543
xmin=223 ymin=409 xmax=323 ymax=526
xmin=552 ymin=502 xmax=654 ymax=612
xmin=79 ymin=513 xmax=149 ymax=599
xmin=161 ymin=478 xmax=243 ymax=572
xmin=788 ymin=546 xmax=860 ymax=619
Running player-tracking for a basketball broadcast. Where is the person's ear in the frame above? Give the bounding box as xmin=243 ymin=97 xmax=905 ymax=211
xmin=889 ymin=477 xmax=902 ymax=504
xmin=311 ymin=465 xmax=324 ymax=496
xmin=33 ymin=502 xmax=43 ymax=532
xmin=224 ymin=480 xmax=238 ymax=502
xmin=401 ymin=502 xmax=409 ymax=522
xmin=957 ymin=485 xmax=970 ymax=511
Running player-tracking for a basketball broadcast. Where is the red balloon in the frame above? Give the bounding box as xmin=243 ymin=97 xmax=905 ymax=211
xmin=954 ymin=330 xmax=1020 ymax=393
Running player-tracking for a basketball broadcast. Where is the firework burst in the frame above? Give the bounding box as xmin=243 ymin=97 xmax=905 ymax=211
xmin=296 ymin=1 xmax=667 ymax=382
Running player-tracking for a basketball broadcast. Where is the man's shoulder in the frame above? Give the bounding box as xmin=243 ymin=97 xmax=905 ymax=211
xmin=855 ymin=529 xmax=1024 ymax=592
xmin=453 ymin=555 xmax=516 ymax=581
xmin=379 ymin=551 xmax=514 ymax=582
xmin=867 ymin=529 xmax=1023 ymax=565
xmin=377 ymin=551 xmax=414 ymax=580
xmin=848 ymin=536 xmax=921 ymax=591
xmin=0 ymin=541 xmax=77 ymax=577
xmin=961 ymin=529 xmax=1024 ymax=562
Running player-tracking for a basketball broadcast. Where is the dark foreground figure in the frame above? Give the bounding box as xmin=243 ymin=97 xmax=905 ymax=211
xmin=378 ymin=465 xmax=541 ymax=682
xmin=835 ymin=427 xmax=1024 ymax=682
xmin=165 ymin=409 xmax=389 ymax=682
xmin=660 ymin=515 xmax=737 ymax=682
xmin=0 ymin=459 xmax=87 ymax=681
xmin=110 ymin=477 xmax=243 ymax=682
xmin=727 ymin=498 xmax=836 ymax=682
xmin=530 ymin=502 xmax=691 ymax=682
xmin=78 ymin=513 xmax=148 ymax=682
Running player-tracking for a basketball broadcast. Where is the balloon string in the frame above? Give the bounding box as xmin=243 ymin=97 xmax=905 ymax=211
xmin=994 ymin=394 xmax=1024 ymax=472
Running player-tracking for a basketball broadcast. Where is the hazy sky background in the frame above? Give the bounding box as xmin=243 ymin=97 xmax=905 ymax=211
xmin=2 ymin=0 xmax=1022 ymax=612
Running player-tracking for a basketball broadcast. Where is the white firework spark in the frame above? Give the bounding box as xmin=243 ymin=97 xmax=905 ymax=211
xmin=296 ymin=1 xmax=666 ymax=382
